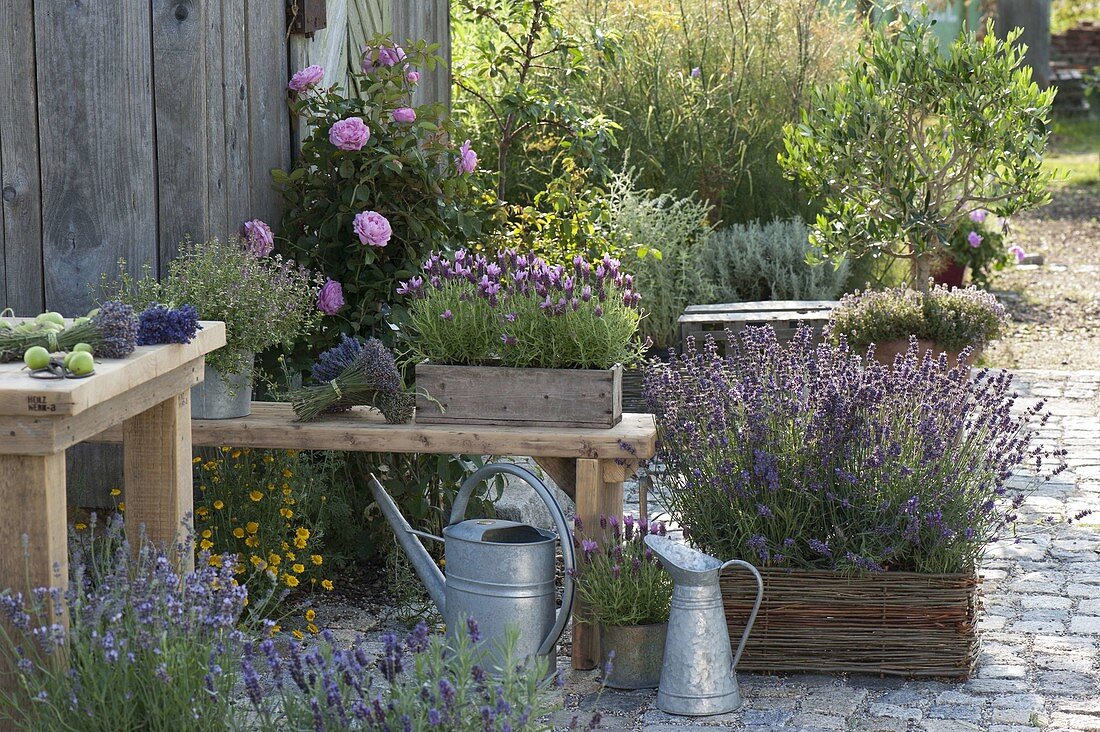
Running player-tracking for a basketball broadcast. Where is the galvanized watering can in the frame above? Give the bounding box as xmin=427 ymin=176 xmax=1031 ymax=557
xmin=645 ymin=535 xmax=763 ymax=716
xmin=369 ymin=463 xmax=575 ymax=667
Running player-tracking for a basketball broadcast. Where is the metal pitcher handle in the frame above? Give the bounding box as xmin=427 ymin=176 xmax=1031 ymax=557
xmin=450 ymin=463 xmax=576 ymax=657
xmin=720 ymin=559 xmax=763 ymax=671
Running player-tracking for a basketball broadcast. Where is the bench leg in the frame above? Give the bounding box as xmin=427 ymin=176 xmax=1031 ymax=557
xmin=123 ymin=390 xmax=193 ymax=572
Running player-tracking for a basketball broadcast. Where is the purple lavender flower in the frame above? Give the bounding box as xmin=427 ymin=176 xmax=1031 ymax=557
xmin=136 ymin=304 xmax=201 ymax=345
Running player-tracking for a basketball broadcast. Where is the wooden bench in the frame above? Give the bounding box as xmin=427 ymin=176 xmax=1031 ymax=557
xmin=679 ymin=300 xmax=839 ymax=349
xmin=93 ymin=401 xmax=658 ymax=670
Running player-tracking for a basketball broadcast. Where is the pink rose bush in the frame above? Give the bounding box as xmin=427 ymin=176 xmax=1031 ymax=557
xmin=243 ymin=219 xmax=274 ymax=257
xmin=316 ymin=278 xmax=345 ymax=315
xmin=456 ymin=140 xmax=478 ymax=174
xmin=354 ymin=211 xmax=392 ymax=248
xmin=288 ymin=65 xmax=324 ymax=93
xmin=362 ymin=43 xmax=406 ymax=73
xmin=329 ymin=117 xmax=370 ymax=151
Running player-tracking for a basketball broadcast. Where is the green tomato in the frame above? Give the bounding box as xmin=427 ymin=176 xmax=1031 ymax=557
xmin=73 ymin=342 xmax=94 ymax=354
xmin=0 ymin=319 xmax=10 ymax=330
xmin=63 ymin=351 xmax=77 ymax=368
xmin=72 ymin=316 xmax=90 ymax=326
xmin=85 ymin=308 xmax=100 ymax=319
xmin=67 ymin=351 xmax=95 ymax=376
xmin=24 ymin=346 xmax=51 ymax=370
xmin=40 ymin=321 xmax=64 ymax=333
xmin=36 ymin=312 xmax=65 ymax=327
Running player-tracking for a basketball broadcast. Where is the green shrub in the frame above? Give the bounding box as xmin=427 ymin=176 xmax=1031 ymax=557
xmin=697 ymin=218 xmax=849 ymax=303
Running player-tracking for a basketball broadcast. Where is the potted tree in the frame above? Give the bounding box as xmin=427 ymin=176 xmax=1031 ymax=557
xmin=779 ymin=12 xmax=1054 ymax=353
xmin=570 ymin=514 xmax=672 ymax=689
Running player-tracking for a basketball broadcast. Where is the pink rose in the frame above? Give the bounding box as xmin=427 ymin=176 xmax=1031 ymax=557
xmin=392 ymin=107 xmax=416 ymax=124
xmin=242 ymin=219 xmax=274 ymax=257
xmin=329 ymin=117 xmax=370 ymax=151
xmin=969 ymin=209 xmax=988 ymax=224
xmin=316 ymin=278 xmax=345 ymax=315
xmin=406 ymin=71 xmax=421 ymax=85
xmin=456 ymin=139 xmax=478 ymax=174
xmin=354 ymin=210 xmax=392 ymax=247
xmin=288 ymin=65 xmax=324 ymax=92
xmin=1008 ymin=245 xmax=1027 ymax=263
xmin=967 ymin=231 xmax=983 ymax=248
xmin=362 ymin=43 xmax=406 ymax=72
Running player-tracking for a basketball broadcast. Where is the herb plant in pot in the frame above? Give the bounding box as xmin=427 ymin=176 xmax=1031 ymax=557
xmin=400 ymin=250 xmax=643 ymax=428
xmin=570 ymin=514 xmax=672 ymax=689
xmin=109 ymin=237 xmax=323 ymax=418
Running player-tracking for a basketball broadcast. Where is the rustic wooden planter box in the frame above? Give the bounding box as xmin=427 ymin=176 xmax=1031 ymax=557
xmin=414 ymin=363 xmax=623 ymax=428
xmin=721 ymin=567 xmax=980 ymax=678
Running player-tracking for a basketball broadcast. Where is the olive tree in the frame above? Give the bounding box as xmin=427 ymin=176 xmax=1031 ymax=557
xmin=779 ymin=14 xmax=1056 ymax=291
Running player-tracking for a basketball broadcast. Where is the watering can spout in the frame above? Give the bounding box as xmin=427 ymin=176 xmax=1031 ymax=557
xmin=368 ymin=474 xmax=447 ymax=614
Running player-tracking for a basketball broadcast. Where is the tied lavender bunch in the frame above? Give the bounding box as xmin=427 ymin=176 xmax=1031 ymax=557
xmin=291 ymin=335 xmax=413 ymax=423
xmin=136 ymin=303 xmax=201 ymax=345
xmin=644 ymin=326 xmax=1066 ymax=574
xmin=241 ymin=618 xmax=568 ymax=731
xmin=0 ymin=301 xmax=138 ymax=362
xmin=569 ymin=514 xmax=672 ymax=627
xmin=399 ymin=250 xmax=643 ymax=370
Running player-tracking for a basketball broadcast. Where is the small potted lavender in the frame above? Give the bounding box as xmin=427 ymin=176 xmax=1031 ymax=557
xmin=399 ymin=250 xmax=643 ymax=428
xmin=570 ymin=514 xmax=672 ymax=689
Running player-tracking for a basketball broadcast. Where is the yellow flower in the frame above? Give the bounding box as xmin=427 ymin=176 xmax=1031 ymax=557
xmin=231 ymin=450 xmax=241 ymax=459
xmin=263 ymin=454 xmax=275 ymax=464
xmin=282 ymin=468 xmax=293 ymax=478
xmin=296 ymin=527 xmax=310 ymax=540
xmin=246 ymin=522 xmax=259 ymax=534
xmin=321 ymin=579 xmax=334 ymax=591
xmin=208 ymin=554 xmax=223 ymax=567
xmin=287 ymin=449 xmax=299 ymax=457
xmin=286 ymin=551 xmax=296 ymax=562
xmin=193 ymin=456 xmax=202 ymax=464
xmin=307 ymin=623 xmax=319 ymax=634
xmin=75 ymin=522 xmax=87 ymax=531
xmin=305 ymin=609 xmax=316 ymax=622
xmin=282 ymin=486 xmax=293 ymax=497
xmin=201 ymin=529 xmax=212 ymax=539
xmin=203 ymin=461 xmax=218 ymax=471
xmin=266 ymin=483 xmax=275 ymax=492
xmin=232 ymin=528 xmax=245 ymax=539
xmin=292 ymin=629 xmax=303 ymax=639
xmin=245 ymin=536 xmax=259 ymax=548
xmin=199 ymin=539 xmax=214 ymax=551
xmin=220 ymin=446 xmax=231 ymax=453
xmin=311 ymin=555 xmax=323 ymax=566
xmin=280 ymin=508 xmax=294 ymax=519
xmin=269 ymin=624 xmax=281 ymax=637
xmin=292 ymin=563 xmax=305 ymax=574
xmin=249 ymin=491 xmax=263 ymax=502
xmin=294 ymin=537 xmax=307 ymax=550
xmin=243 ymin=596 xmax=248 ymax=606
xmin=110 ymin=488 xmax=121 ymax=497
xmin=285 ymin=574 xmax=299 ymax=588
xmin=211 ymin=476 xmax=220 ymax=484
xmin=250 ymin=554 xmax=263 ymax=566
xmin=268 ymin=553 xmax=281 ymax=566
xmin=213 ymin=500 xmax=224 ymax=510
xmin=118 ymin=502 xmax=126 ymax=512
xmin=196 ymin=507 xmax=210 ymax=518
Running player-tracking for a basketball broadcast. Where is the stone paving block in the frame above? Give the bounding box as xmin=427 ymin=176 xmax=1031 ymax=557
xmin=869 ymin=703 xmax=923 ymax=721
xmin=577 ymin=690 xmax=650 ymax=715
xmin=1035 ymin=653 xmax=1097 ymax=672
xmin=800 ymin=686 xmax=869 ymax=716
xmin=962 ymin=678 xmax=1032 ymax=694
xmin=978 ymin=664 xmax=1029 ymax=679
xmin=1069 ymin=615 xmax=1100 ymax=634
xmin=736 ymin=708 xmax=795 ymax=728
xmin=934 ymin=690 xmax=986 ymax=706
xmin=1032 ymin=634 xmax=1097 ymax=653
xmin=988 ymin=726 xmax=1042 ymax=732
xmin=992 ymin=707 xmax=1045 ymax=725
xmin=1039 ymin=670 xmax=1100 ymax=697
xmin=920 ymin=719 xmax=983 ymax=731
xmin=1009 ymin=619 xmax=1067 ymax=634
xmin=876 ymin=687 xmax=926 ymax=706
xmin=1049 ymin=713 xmax=1100 ymax=732
xmin=927 ymin=704 xmax=985 ymax=723
xmin=643 ymin=725 xmax=729 ymax=732
xmin=1067 ymin=584 xmax=1100 ymax=598
xmin=1020 ymin=594 xmax=1074 ymax=610
xmin=851 ymin=718 xmax=909 ymax=732
xmin=788 ymin=712 xmax=848 ymax=730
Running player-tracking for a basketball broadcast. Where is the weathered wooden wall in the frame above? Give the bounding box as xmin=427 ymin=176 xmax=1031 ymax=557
xmin=0 ymin=0 xmax=291 ymax=318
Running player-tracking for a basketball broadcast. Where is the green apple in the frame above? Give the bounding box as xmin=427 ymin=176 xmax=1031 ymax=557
xmin=23 ymin=346 xmax=51 ymax=370
xmin=67 ymin=351 xmax=95 ymax=376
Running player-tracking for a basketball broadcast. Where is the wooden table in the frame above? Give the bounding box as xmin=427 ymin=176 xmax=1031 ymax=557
xmin=94 ymin=401 xmax=658 ymax=669
xmin=0 ymin=321 xmax=226 ymax=613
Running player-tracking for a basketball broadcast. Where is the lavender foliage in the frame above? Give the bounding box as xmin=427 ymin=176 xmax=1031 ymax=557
xmin=644 ymin=326 xmax=1066 ymax=574
xmin=136 ymin=303 xmax=202 ymax=345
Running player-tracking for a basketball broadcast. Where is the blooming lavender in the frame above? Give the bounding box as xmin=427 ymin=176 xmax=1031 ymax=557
xmin=400 ymin=250 xmax=643 ymax=370
xmin=136 ymin=303 xmax=201 ymax=345
xmin=644 ymin=326 xmax=1066 ymax=574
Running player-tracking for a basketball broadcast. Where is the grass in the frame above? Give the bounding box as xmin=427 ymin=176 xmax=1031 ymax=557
xmin=1043 ymin=115 xmax=1100 ymax=188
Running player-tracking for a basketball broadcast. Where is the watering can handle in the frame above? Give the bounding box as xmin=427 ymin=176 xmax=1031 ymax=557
xmin=450 ymin=463 xmax=576 ymax=657
xmin=720 ymin=559 xmax=763 ymax=671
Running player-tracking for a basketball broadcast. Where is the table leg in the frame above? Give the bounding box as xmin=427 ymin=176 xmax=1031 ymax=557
xmin=123 ymin=390 xmax=193 ymax=572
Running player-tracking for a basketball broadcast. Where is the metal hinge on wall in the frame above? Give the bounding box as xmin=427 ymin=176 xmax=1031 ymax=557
xmin=287 ymin=0 xmax=327 ymax=37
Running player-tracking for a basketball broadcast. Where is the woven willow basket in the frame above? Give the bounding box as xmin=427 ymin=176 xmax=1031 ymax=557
xmin=721 ymin=567 xmax=980 ymax=678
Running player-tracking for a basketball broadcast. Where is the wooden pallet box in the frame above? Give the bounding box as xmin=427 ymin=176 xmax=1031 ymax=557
xmin=679 ymin=300 xmax=839 ymax=349
xmin=721 ymin=567 xmax=980 ymax=678
xmin=414 ymin=362 xmax=623 ymax=429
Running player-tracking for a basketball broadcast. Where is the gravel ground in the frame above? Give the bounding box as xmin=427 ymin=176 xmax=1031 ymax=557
xmin=985 ymin=186 xmax=1100 ymax=370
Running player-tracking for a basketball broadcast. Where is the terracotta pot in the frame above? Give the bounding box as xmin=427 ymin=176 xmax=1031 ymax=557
xmin=871 ymin=339 xmax=979 ymax=369
xmin=932 ymin=258 xmax=967 ymax=288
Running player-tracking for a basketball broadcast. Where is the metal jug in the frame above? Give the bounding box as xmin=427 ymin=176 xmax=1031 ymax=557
xmin=645 ymin=535 xmax=764 ymax=716
xmin=369 ymin=463 xmax=575 ymax=668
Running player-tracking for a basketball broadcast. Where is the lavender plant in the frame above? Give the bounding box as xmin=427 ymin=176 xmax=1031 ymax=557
xmin=401 ymin=250 xmax=643 ymax=370
xmin=644 ymin=326 xmax=1066 ymax=574
xmin=240 ymin=619 xmax=567 ymax=731
xmin=829 ymin=284 xmax=1009 ymax=353
xmin=0 ymin=514 xmax=247 ymax=731
xmin=570 ymin=515 xmax=672 ymax=627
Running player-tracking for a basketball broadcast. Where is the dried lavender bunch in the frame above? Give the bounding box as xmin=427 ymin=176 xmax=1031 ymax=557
xmin=291 ymin=336 xmax=411 ymax=423
xmin=0 ymin=301 xmax=138 ymax=362
xmin=136 ymin=303 xmax=201 ymax=345
xmin=644 ymin=325 xmax=1066 ymax=574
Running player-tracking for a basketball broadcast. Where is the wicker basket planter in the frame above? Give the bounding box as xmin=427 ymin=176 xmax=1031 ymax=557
xmin=721 ymin=567 xmax=980 ymax=678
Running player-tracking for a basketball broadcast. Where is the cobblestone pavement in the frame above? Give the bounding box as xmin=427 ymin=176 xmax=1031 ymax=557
xmin=318 ymin=370 xmax=1100 ymax=731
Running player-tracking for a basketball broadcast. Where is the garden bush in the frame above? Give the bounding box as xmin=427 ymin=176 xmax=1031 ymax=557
xmin=644 ymin=326 xmax=1066 ymax=574
xmin=697 ymin=218 xmax=850 ymax=304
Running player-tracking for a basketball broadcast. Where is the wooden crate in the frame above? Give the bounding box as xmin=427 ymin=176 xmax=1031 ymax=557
xmin=414 ymin=363 xmax=623 ymax=428
xmin=722 ymin=567 xmax=980 ymax=678
xmin=679 ymin=300 xmax=838 ymax=349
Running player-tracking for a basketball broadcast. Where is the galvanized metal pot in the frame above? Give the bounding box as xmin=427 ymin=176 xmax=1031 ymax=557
xmin=191 ymin=356 xmax=252 ymax=419
xmin=599 ymin=623 xmax=666 ymax=689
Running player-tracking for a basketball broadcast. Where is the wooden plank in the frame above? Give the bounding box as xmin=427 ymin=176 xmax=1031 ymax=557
xmin=289 ymin=0 xmax=351 ymax=150
xmin=202 ymin=0 xmax=229 ymax=241
xmin=91 ymin=402 xmax=658 ymax=460
xmin=392 ymin=0 xmax=450 ymax=109
xmin=415 ymin=363 xmax=623 ymax=429
xmin=683 ymin=300 xmax=839 ymax=314
xmin=0 ymin=358 xmax=204 ymax=455
xmin=222 ymin=0 xmax=251 ymax=234
xmin=152 ymin=0 xmax=209 ymax=266
xmin=35 ymin=0 xmax=158 ymax=316
xmin=0 ymin=320 xmax=225 ymax=417
xmin=246 ymin=1 xmax=291 ymax=226
xmin=0 ymin=0 xmax=44 ymax=314
xmin=0 ymin=451 xmax=68 ymax=609
xmin=124 ymin=389 xmax=193 ymax=570
xmin=572 ymin=458 xmax=602 ymax=669
xmin=678 ymin=310 xmax=835 ymax=325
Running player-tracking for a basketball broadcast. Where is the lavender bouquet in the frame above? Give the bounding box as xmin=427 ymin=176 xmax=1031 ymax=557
xmin=290 ymin=334 xmax=414 ymax=423
xmin=644 ymin=326 xmax=1066 ymax=574
xmin=399 ymin=250 xmax=643 ymax=370
xmin=0 ymin=301 xmax=138 ymax=362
